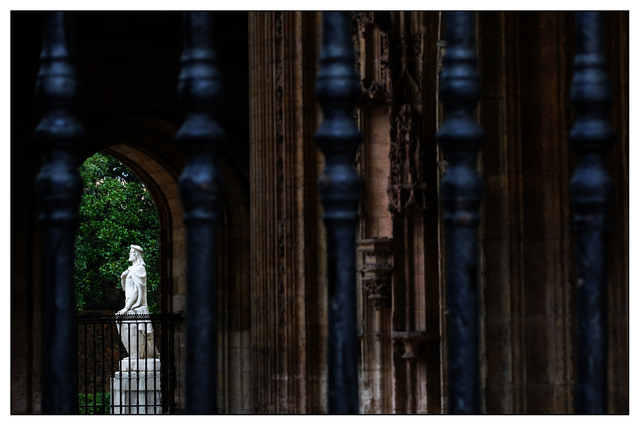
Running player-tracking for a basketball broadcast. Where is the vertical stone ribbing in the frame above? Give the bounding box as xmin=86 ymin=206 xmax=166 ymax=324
xmin=304 ymin=12 xmax=327 ymax=414
xmin=177 ymin=12 xmax=225 ymax=414
xmin=274 ymin=12 xmax=288 ymax=413
xmin=436 ymin=11 xmax=484 ymax=414
xmin=314 ymin=11 xmax=363 ymax=414
xmin=35 ymin=11 xmax=83 ymax=414
xmin=249 ymin=11 xmax=277 ymax=413
xmin=569 ymin=11 xmax=614 ymax=415
xmin=603 ymin=11 xmax=629 ymax=415
xmin=476 ymin=11 xmax=526 ymax=414
xmin=250 ymin=11 xmax=324 ymax=413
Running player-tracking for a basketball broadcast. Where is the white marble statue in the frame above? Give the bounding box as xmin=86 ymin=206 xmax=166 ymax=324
xmin=111 ymin=245 xmax=162 ymax=413
xmin=115 ymin=244 xmax=159 ymax=366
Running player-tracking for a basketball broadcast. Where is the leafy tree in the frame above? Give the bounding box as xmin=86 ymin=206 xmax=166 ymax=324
xmin=75 ymin=152 xmax=160 ymax=312
xmin=78 ymin=392 xmax=110 ymax=414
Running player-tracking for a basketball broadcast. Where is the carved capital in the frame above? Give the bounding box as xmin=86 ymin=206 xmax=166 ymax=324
xmin=362 ymin=278 xmax=391 ymax=309
xmin=358 ymin=238 xmax=393 ymax=309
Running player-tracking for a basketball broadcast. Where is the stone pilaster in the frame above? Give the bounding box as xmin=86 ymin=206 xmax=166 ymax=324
xmin=352 ymin=11 xmax=442 ymax=414
xmin=249 ymin=11 xmax=325 ymax=414
xmin=352 ymin=11 xmax=394 ymax=415
xmin=387 ymin=11 xmax=442 ymax=415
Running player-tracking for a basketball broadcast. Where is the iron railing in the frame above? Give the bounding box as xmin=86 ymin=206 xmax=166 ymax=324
xmin=76 ymin=314 xmax=182 ymax=414
xmin=32 ymin=11 xmax=617 ymax=414
xmin=314 ymin=11 xmax=363 ymax=414
xmin=436 ymin=11 xmax=484 ymax=414
xmin=570 ymin=11 xmax=614 ymax=414
xmin=35 ymin=11 xmax=83 ymax=415
xmin=176 ymin=11 xmax=225 ymax=415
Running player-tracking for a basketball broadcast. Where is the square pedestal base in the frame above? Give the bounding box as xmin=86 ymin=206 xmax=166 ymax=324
xmin=110 ymin=371 xmax=162 ymax=414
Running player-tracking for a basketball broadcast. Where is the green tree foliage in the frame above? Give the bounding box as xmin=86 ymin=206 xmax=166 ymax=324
xmin=78 ymin=392 xmax=110 ymax=414
xmin=75 ymin=153 xmax=160 ymax=312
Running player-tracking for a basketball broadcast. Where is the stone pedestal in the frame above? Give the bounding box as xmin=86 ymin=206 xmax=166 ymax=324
xmin=110 ymin=367 xmax=162 ymax=414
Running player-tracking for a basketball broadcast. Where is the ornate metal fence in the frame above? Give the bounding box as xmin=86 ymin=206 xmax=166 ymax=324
xmin=436 ymin=11 xmax=484 ymax=414
xmin=34 ymin=10 xmax=616 ymax=414
xmin=76 ymin=314 xmax=182 ymax=414
xmin=314 ymin=11 xmax=363 ymax=414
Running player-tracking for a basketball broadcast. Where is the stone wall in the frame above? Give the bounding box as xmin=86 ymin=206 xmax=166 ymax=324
xmin=472 ymin=12 xmax=628 ymax=414
xmin=249 ymin=11 xmax=327 ymax=413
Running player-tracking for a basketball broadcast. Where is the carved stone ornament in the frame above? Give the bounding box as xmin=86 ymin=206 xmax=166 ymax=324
xmin=352 ymin=12 xmax=375 ymax=34
xmin=392 ymin=331 xmax=429 ymax=362
xmin=393 ymin=30 xmax=421 ymax=106
xmin=351 ymin=12 xmax=393 ymax=105
xmin=413 ymin=29 xmax=425 ymax=90
xmin=387 ymin=104 xmax=428 ymax=214
xmin=362 ymin=277 xmax=391 ymax=309
xmin=358 ymin=238 xmax=393 ymax=309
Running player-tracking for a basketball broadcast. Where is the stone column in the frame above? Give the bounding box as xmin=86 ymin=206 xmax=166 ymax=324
xmin=249 ymin=11 xmax=325 ymax=414
xmin=352 ymin=11 xmax=395 ymax=415
xmin=353 ymin=11 xmax=442 ymax=414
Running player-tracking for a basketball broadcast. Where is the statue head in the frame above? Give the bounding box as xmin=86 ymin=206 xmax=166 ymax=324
xmin=128 ymin=244 xmax=146 ymax=266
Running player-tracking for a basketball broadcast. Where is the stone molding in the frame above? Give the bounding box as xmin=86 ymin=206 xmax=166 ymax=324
xmin=358 ymin=238 xmax=393 ymax=309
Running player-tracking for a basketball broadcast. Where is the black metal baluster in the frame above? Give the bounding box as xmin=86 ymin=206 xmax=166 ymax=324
xmin=136 ymin=317 xmax=140 ymax=414
xmin=92 ymin=322 xmax=98 ymax=414
xmin=160 ymin=315 xmax=167 ymax=413
xmin=145 ymin=320 xmax=149 ymax=413
xmin=436 ymin=11 xmax=484 ymax=414
xmin=110 ymin=317 xmax=114 ymax=413
xmin=35 ymin=11 xmax=83 ymax=415
xmin=77 ymin=322 xmax=80 ymax=412
xmin=314 ymin=11 xmax=362 ymax=414
xmin=84 ymin=322 xmax=88 ymax=412
xmin=145 ymin=321 xmax=148 ymax=414
xmin=177 ymin=11 xmax=225 ymax=414
xmin=101 ymin=318 xmax=105 ymax=413
xmin=170 ymin=316 xmax=178 ymax=413
xmin=570 ymin=11 xmax=614 ymax=415
xmin=127 ymin=317 xmax=131 ymax=413
xmin=153 ymin=319 xmax=157 ymax=413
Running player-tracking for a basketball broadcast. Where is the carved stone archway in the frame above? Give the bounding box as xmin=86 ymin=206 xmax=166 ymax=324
xmin=78 ymin=115 xmax=252 ymax=413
